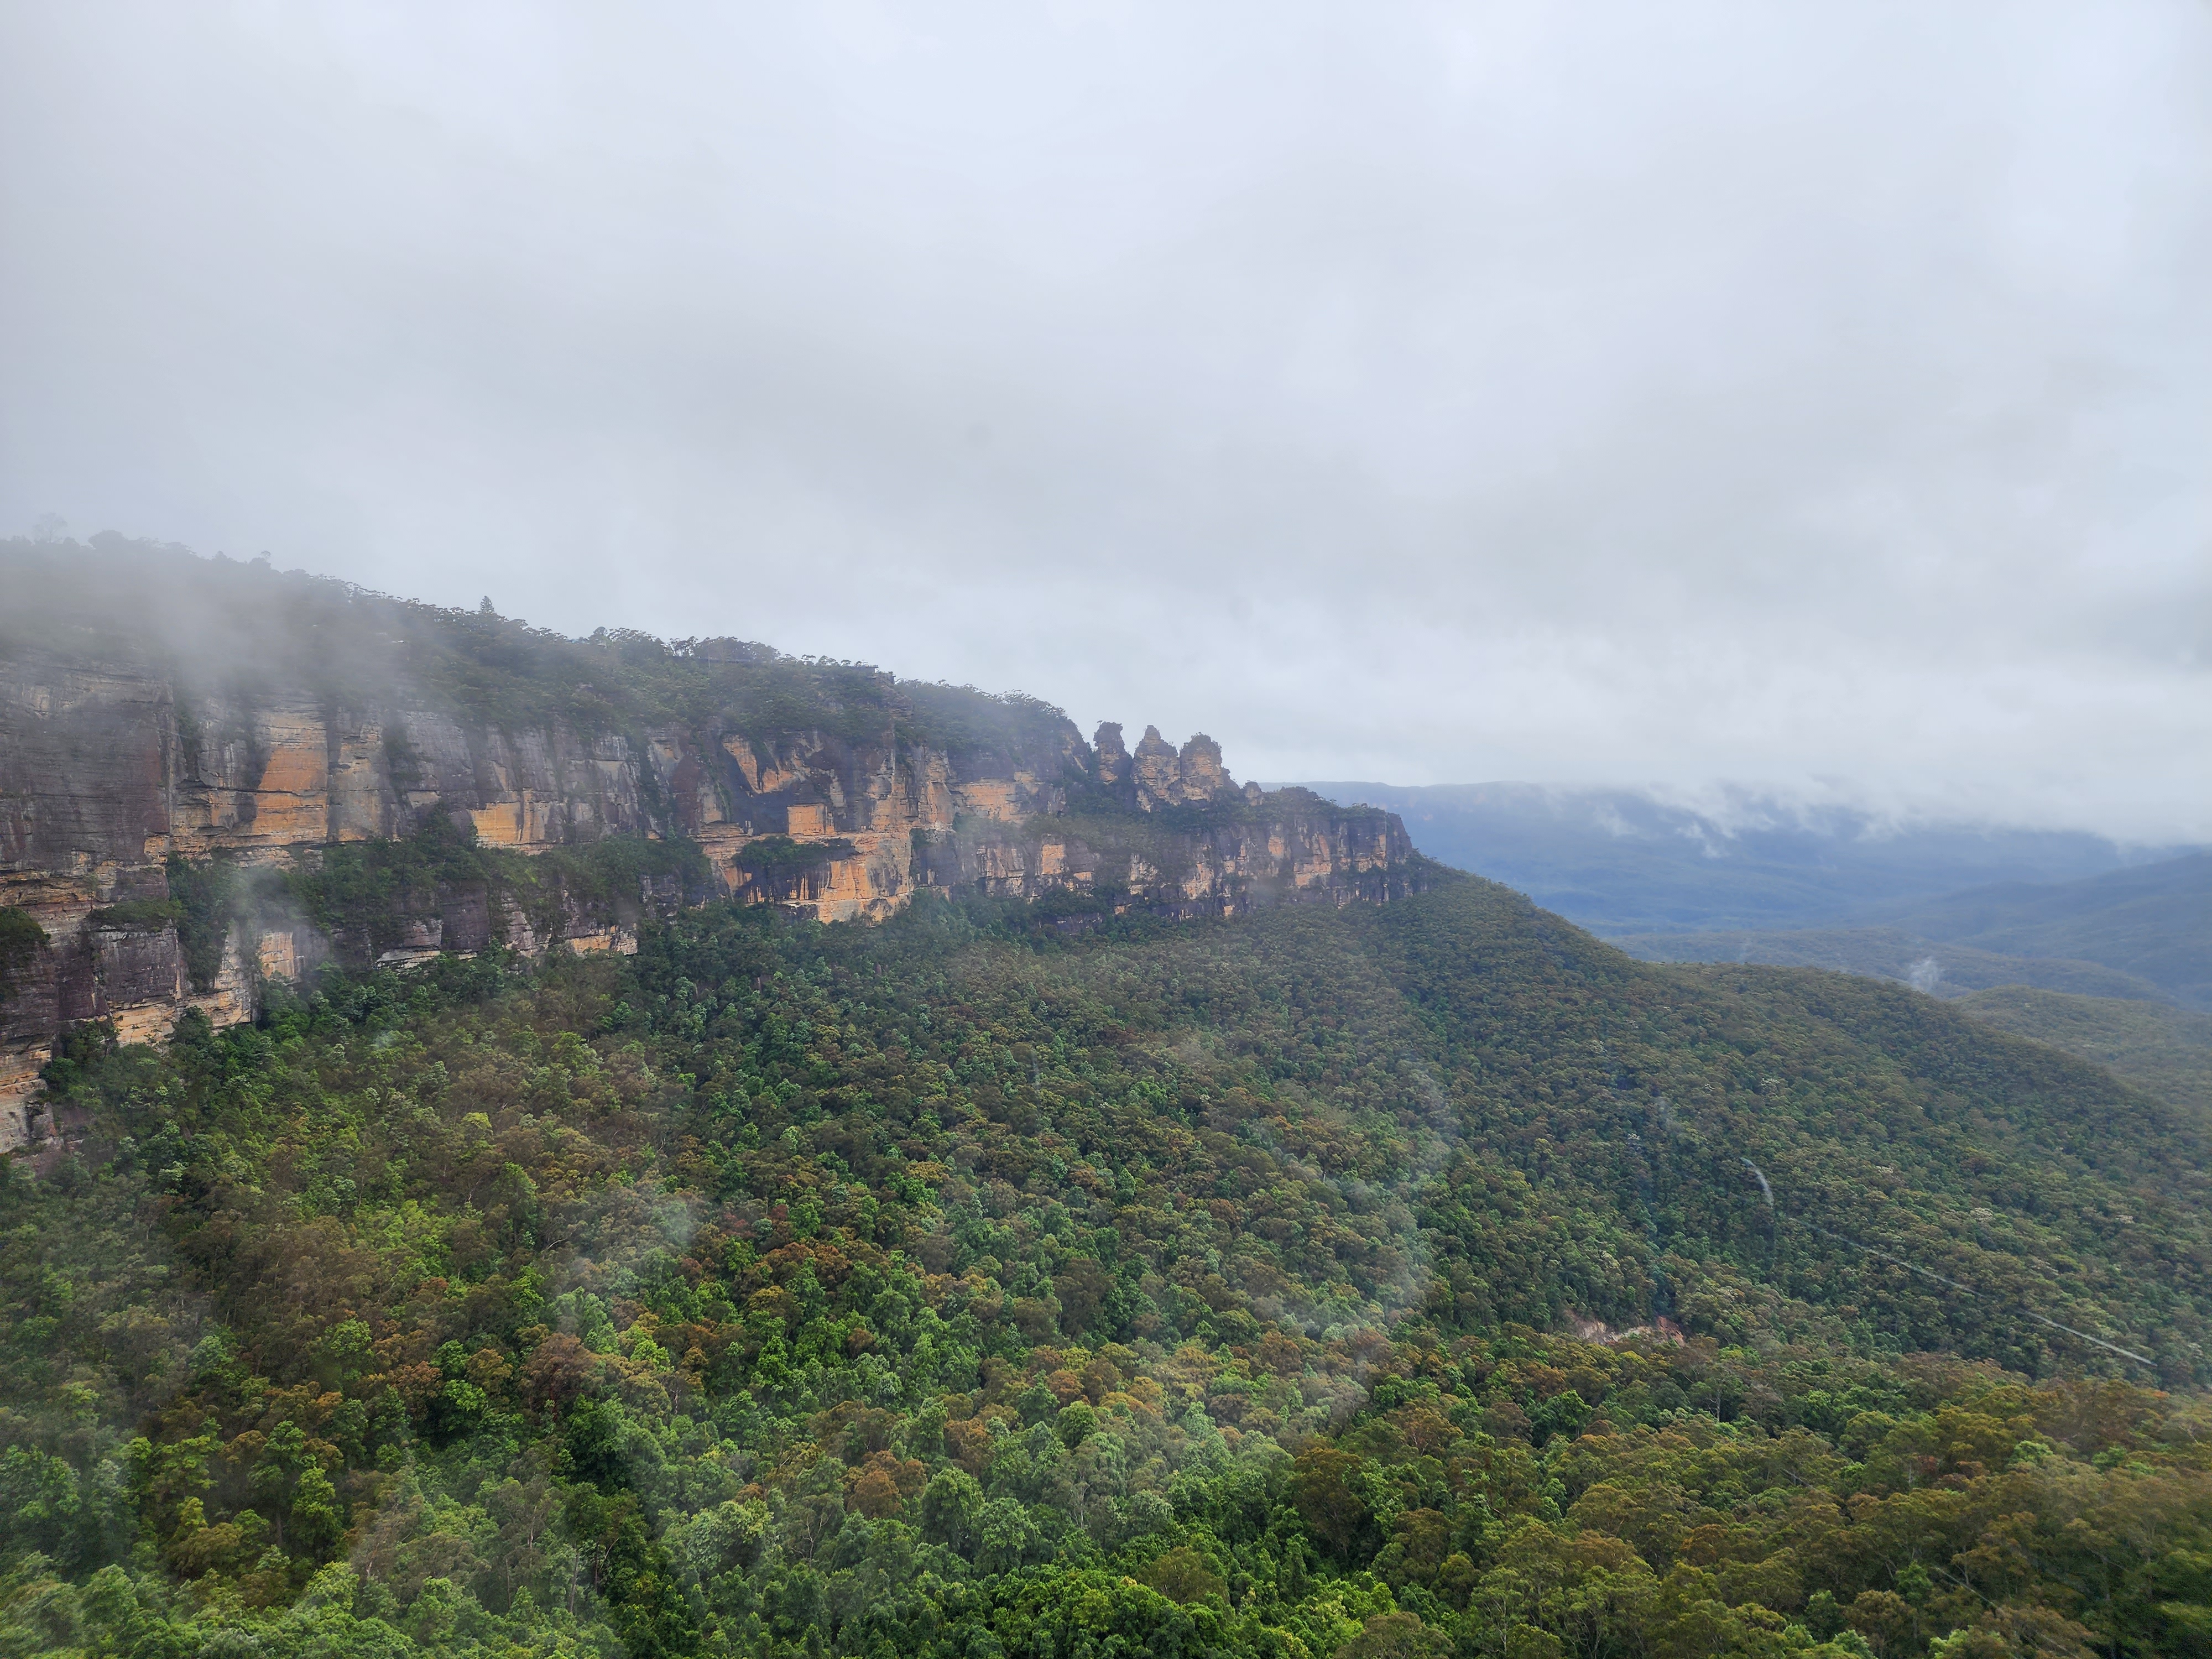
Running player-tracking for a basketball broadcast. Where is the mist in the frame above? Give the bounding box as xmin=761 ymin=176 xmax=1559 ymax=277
xmin=3 ymin=3 xmax=2207 ymax=838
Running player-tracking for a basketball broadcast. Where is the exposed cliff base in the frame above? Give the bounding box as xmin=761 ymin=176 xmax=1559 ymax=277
xmin=1 ymin=538 xmax=1438 ymax=1147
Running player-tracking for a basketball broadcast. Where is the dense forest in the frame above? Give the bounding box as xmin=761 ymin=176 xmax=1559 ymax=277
xmin=5 ymin=851 xmax=2211 ymax=1658
xmin=1954 ymin=988 xmax=2212 ymax=1128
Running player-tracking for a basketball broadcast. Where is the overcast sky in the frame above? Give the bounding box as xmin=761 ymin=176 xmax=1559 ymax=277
xmin=3 ymin=3 xmax=2208 ymax=837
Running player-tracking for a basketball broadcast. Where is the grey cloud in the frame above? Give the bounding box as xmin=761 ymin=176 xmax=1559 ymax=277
xmin=2 ymin=1 xmax=2207 ymax=837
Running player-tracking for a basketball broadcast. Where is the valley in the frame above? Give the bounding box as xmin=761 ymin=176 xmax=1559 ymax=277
xmin=2 ymin=546 xmax=2208 ymax=1659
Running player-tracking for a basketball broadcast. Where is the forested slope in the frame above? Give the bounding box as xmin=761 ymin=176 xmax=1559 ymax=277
xmin=1953 ymin=988 xmax=2212 ymax=1123
xmin=4 ymin=873 xmax=2210 ymax=1657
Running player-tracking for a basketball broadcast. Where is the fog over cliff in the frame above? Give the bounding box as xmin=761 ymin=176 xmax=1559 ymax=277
xmin=3 ymin=3 xmax=2208 ymax=839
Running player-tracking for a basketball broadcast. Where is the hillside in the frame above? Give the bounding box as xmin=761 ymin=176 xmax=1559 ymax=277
xmin=1614 ymin=853 xmax=2212 ymax=1145
xmin=1953 ymin=987 xmax=2212 ymax=1123
xmin=8 ymin=877 xmax=2212 ymax=1656
xmin=4 ymin=549 xmax=2211 ymax=1659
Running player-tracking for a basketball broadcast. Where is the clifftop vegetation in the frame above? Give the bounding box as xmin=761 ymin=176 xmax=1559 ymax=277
xmin=0 ymin=535 xmax=1079 ymax=763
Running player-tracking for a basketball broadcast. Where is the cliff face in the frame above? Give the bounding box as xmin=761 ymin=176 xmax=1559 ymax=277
xmin=1 ymin=541 xmax=1435 ymax=1148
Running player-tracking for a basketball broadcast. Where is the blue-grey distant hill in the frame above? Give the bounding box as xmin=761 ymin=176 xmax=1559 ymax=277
xmin=1281 ymin=781 xmax=2189 ymax=936
xmin=1843 ymin=853 xmax=2211 ymax=1009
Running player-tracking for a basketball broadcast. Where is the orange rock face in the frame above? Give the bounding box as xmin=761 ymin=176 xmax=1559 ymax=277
xmin=1 ymin=641 xmax=1426 ymax=1146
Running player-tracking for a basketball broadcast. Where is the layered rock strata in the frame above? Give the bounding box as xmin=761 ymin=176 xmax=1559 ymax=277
xmin=2 ymin=639 xmax=1427 ymax=1149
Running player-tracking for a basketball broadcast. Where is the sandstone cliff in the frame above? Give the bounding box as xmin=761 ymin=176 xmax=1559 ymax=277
xmin=1 ymin=538 xmax=1437 ymax=1147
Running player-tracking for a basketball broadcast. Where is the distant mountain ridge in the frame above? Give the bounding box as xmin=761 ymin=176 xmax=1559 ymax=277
xmin=1286 ymin=780 xmax=2196 ymax=936
xmin=1614 ymin=854 xmax=2212 ymax=1012
xmin=1609 ymin=924 xmax=2172 ymax=1004
xmin=1860 ymin=853 xmax=2212 ymax=1002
